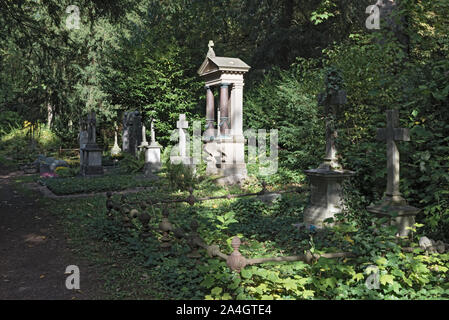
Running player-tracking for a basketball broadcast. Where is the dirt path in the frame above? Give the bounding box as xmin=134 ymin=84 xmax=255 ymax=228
xmin=0 ymin=165 xmax=104 ymax=300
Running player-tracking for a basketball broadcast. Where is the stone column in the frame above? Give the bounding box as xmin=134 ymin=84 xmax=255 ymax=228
xmin=231 ymin=83 xmax=244 ymax=138
xmin=230 ymin=82 xmax=245 ymax=165
xmin=205 ymin=86 xmax=215 ymax=141
xmin=139 ymin=124 xmax=149 ymax=151
xmin=219 ymin=83 xmax=230 ymax=136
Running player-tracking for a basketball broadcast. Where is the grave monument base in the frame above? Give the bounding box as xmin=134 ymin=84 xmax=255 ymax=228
xmin=205 ymin=138 xmax=247 ymax=185
xmin=303 ymin=168 xmax=354 ymax=227
xmin=367 ymin=196 xmax=420 ymax=237
xmin=81 ymin=144 xmax=104 ymax=176
xmin=144 ymin=144 xmax=162 ymax=174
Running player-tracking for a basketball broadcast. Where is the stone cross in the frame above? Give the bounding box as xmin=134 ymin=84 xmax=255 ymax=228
xmin=376 ymin=109 xmax=410 ymax=204
xmin=87 ymin=112 xmax=96 ymax=144
xmin=177 ymin=114 xmax=189 ymax=158
xmin=317 ymin=89 xmax=347 ymax=171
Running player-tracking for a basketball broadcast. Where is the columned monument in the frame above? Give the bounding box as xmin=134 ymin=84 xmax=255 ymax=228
xmin=197 ymin=41 xmax=250 ymax=184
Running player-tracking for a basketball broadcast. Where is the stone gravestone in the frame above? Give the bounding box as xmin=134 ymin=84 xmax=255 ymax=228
xmin=122 ymin=111 xmax=143 ymax=156
xmin=303 ymin=69 xmax=355 ymax=228
xmin=367 ymin=109 xmax=420 ymax=236
xmin=80 ymin=112 xmax=103 ymax=176
xmin=144 ymin=119 xmax=162 ymax=175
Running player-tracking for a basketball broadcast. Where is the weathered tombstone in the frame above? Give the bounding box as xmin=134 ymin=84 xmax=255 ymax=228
xmin=122 ymin=111 xmax=143 ymax=156
xmin=80 ymin=112 xmax=104 ymax=176
xmin=79 ymin=119 xmax=89 ymax=166
xmin=144 ymin=119 xmax=162 ymax=175
xmin=197 ymin=40 xmax=250 ymax=185
xmin=303 ymin=69 xmax=355 ymax=228
xmin=367 ymin=109 xmax=420 ymax=236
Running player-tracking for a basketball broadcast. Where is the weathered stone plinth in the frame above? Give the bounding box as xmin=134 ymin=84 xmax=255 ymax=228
xmin=206 ymin=136 xmax=247 ymax=185
xmin=144 ymin=143 xmax=162 ymax=174
xmin=303 ymin=168 xmax=354 ymax=227
xmin=216 ymin=166 xmax=247 ymax=186
xmin=81 ymin=144 xmax=104 ymax=176
xmin=367 ymin=197 xmax=420 ymax=237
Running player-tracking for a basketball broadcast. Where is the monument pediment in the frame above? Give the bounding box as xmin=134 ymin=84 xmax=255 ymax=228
xmin=197 ymin=56 xmax=250 ymax=77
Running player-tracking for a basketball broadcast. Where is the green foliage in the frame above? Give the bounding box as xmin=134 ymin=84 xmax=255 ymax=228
xmin=244 ymin=61 xmax=323 ymax=172
xmin=42 ymin=167 xmax=449 ymax=300
xmin=163 ymin=159 xmax=198 ymax=192
xmin=54 ymin=166 xmax=78 ymax=178
xmin=0 ymin=124 xmax=61 ymax=163
xmin=0 ymin=110 xmax=23 ymax=133
xmin=119 ymin=152 xmax=146 ymax=174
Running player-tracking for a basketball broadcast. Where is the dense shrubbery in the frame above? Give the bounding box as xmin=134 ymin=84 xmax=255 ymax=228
xmin=0 ymin=110 xmax=23 ymax=134
xmin=40 ymin=173 xmax=156 ymax=195
xmin=0 ymin=124 xmax=61 ymax=164
xmin=244 ymin=21 xmax=449 ymax=242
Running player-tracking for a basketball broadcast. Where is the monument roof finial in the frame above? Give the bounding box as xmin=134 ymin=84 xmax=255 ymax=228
xmin=207 ymin=40 xmax=215 ymax=58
